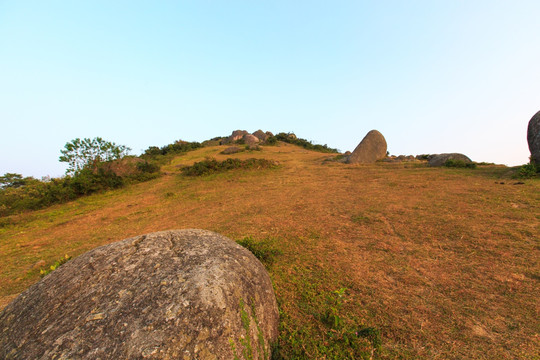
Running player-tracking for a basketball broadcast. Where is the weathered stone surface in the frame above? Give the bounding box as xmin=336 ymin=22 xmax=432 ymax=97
xmin=428 ymin=153 xmax=472 ymax=167
xmin=527 ymin=110 xmax=540 ymax=165
xmin=252 ymin=130 xmax=268 ymax=142
xmin=222 ymin=130 xmax=249 ymax=144
xmin=348 ymin=130 xmax=387 ymax=164
xmin=243 ymin=134 xmax=260 ymax=146
xmin=221 ymin=146 xmax=242 ymax=155
xmin=0 ymin=230 xmax=279 ymax=360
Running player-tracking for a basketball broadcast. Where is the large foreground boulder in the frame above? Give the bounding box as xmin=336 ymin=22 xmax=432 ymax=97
xmin=428 ymin=153 xmax=472 ymax=167
xmin=0 ymin=230 xmax=279 ymax=360
xmin=528 ymin=110 xmax=540 ymax=165
xmin=348 ymin=130 xmax=387 ymax=164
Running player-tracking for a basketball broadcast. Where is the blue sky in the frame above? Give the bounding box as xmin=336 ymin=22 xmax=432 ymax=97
xmin=1 ymin=1 xmax=539 ymax=178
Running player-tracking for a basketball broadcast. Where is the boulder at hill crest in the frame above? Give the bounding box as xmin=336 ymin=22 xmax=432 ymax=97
xmin=428 ymin=153 xmax=472 ymax=167
xmin=528 ymin=110 xmax=540 ymax=165
xmin=0 ymin=229 xmax=279 ymax=360
xmin=348 ymin=130 xmax=388 ymax=164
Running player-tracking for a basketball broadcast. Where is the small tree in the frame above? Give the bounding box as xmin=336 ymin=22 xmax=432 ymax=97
xmin=0 ymin=173 xmax=28 ymax=189
xmin=59 ymin=137 xmax=130 ymax=175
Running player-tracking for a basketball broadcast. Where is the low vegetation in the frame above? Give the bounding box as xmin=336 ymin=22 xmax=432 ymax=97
xmin=515 ymin=162 xmax=538 ymax=178
xmin=274 ymin=133 xmax=339 ymax=153
xmin=0 ymin=158 xmax=160 ymax=216
xmin=181 ymin=158 xmax=278 ymax=176
xmin=142 ymin=139 xmax=203 ymax=157
xmin=443 ymin=159 xmax=477 ymax=168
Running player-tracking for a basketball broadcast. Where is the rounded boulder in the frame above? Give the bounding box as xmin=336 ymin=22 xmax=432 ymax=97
xmin=0 ymin=229 xmax=279 ymax=360
xmin=252 ymin=130 xmax=269 ymax=142
xmin=527 ymin=110 xmax=540 ymax=165
xmin=348 ymin=130 xmax=388 ymax=164
xmin=428 ymin=153 xmax=472 ymax=167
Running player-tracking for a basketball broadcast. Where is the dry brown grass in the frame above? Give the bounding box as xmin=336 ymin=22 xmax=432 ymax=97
xmin=1 ymin=143 xmax=538 ymax=358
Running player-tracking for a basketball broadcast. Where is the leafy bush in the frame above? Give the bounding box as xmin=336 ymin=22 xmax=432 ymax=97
xmin=265 ymin=135 xmax=278 ymax=145
xmin=136 ymin=160 xmax=160 ymax=174
xmin=444 ymin=159 xmax=477 ymax=169
xmin=0 ymin=173 xmax=27 ymax=189
xmin=181 ymin=158 xmax=278 ymax=176
xmin=143 ymin=140 xmax=202 ymax=157
xmin=516 ymin=163 xmax=538 ymax=178
xmin=60 ymin=137 xmax=131 ymax=175
xmin=0 ymin=158 xmax=161 ymax=216
xmin=274 ymin=133 xmax=339 ymax=153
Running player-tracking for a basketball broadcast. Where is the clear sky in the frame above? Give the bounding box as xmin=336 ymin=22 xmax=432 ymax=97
xmin=1 ymin=1 xmax=539 ymax=178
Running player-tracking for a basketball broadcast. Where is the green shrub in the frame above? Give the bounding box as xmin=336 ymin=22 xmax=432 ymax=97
xmin=181 ymin=158 xmax=278 ymax=176
xmin=444 ymin=159 xmax=477 ymax=169
xmin=143 ymin=140 xmax=202 ymax=157
xmin=274 ymin=133 xmax=339 ymax=153
xmin=265 ymin=135 xmax=278 ymax=145
xmin=59 ymin=137 xmax=130 ymax=175
xmin=0 ymin=173 xmax=28 ymax=189
xmin=516 ymin=163 xmax=538 ymax=178
xmin=0 ymin=159 xmax=161 ymax=216
xmin=136 ymin=160 xmax=160 ymax=174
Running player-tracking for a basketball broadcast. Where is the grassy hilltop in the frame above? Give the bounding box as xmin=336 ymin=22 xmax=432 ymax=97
xmin=0 ymin=140 xmax=538 ymax=359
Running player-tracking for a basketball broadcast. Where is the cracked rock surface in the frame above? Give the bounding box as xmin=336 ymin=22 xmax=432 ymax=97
xmin=528 ymin=110 xmax=540 ymax=165
xmin=0 ymin=229 xmax=279 ymax=359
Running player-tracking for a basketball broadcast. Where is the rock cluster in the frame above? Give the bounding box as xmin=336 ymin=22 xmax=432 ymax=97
xmin=0 ymin=229 xmax=279 ymax=360
xmin=222 ymin=130 xmax=274 ymax=148
xmin=528 ymin=110 xmax=540 ymax=165
xmin=347 ymin=130 xmax=388 ymax=164
xmin=381 ymin=155 xmax=417 ymax=163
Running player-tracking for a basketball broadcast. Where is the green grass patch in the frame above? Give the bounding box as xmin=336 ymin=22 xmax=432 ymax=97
xmin=236 ymin=236 xmax=282 ymax=266
xmin=274 ymin=133 xmax=339 ymax=153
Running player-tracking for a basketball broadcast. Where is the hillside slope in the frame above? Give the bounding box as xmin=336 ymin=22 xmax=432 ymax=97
xmin=1 ymin=143 xmax=538 ymax=359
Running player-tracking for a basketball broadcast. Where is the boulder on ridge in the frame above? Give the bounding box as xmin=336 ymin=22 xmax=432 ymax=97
xmin=527 ymin=110 xmax=540 ymax=165
xmin=428 ymin=153 xmax=472 ymax=167
xmin=348 ymin=130 xmax=388 ymax=164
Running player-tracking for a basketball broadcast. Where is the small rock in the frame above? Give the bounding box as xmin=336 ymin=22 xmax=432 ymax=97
xmin=221 ymin=146 xmax=242 ymax=155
